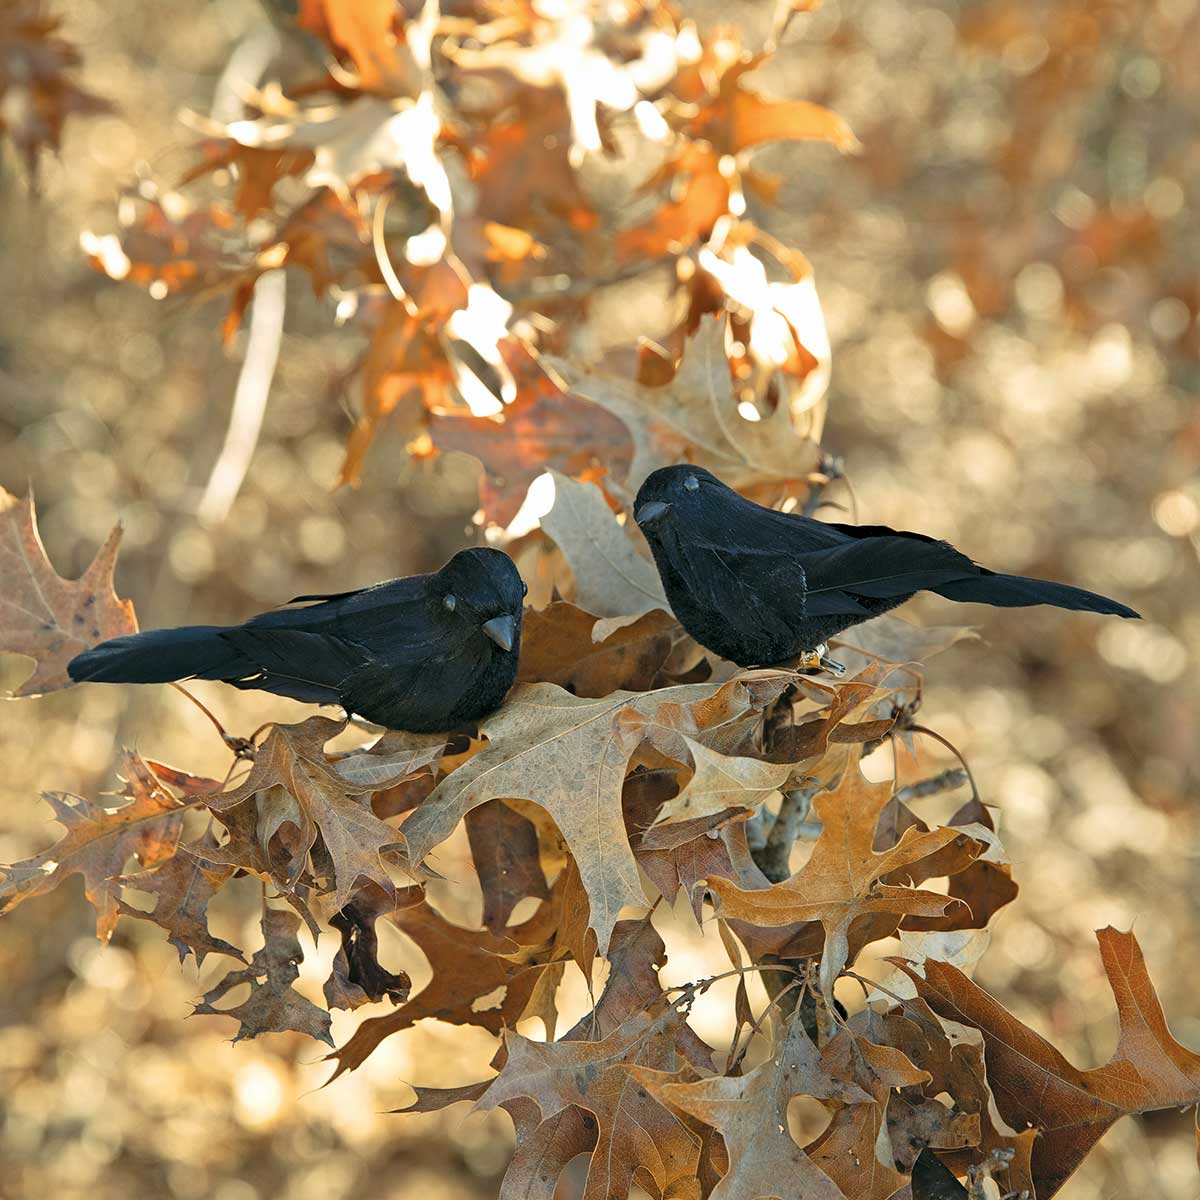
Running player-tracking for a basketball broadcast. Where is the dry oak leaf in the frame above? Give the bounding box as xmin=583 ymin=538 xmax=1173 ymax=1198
xmin=633 ymin=1008 xmax=874 ymax=1200
xmin=0 ymin=752 xmax=183 ymax=941
xmin=0 ymin=487 xmax=136 ymax=695
xmin=430 ymin=339 xmax=634 ymax=529
xmin=478 ymin=998 xmax=704 ymax=1200
xmin=857 ymin=996 xmax=1035 ymax=1194
xmin=547 ymin=316 xmax=822 ymax=499
xmin=650 ymin=738 xmax=791 ymax=826
xmin=194 ymin=907 xmax=332 ymax=1045
xmin=208 ymin=716 xmax=409 ymax=911
xmin=897 ymin=927 xmax=1200 ymax=1198
xmin=324 ymin=879 xmax=412 ymax=1011
xmin=325 ymin=886 xmax=560 ymax=1080
xmin=0 ymin=3 xmax=110 ymax=183
xmin=401 ymin=673 xmax=790 ymax=958
xmin=517 ymin=601 xmax=683 ymax=698
xmin=117 ymin=827 xmax=244 ymax=966
xmin=706 ymin=757 xmax=986 ymax=1000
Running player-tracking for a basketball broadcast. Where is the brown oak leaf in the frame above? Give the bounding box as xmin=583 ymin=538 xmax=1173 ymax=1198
xmin=896 ymin=927 xmax=1200 ymax=1197
xmin=0 ymin=488 xmax=137 ymax=695
xmin=706 ymin=755 xmax=986 ymax=999
xmin=0 ymin=752 xmax=183 ymax=940
xmin=633 ymin=1007 xmax=872 ymax=1200
xmin=479 ymin=998 xmax=704 ymax=1200
xmin=118 ymin=828 xmax=244 ymax=965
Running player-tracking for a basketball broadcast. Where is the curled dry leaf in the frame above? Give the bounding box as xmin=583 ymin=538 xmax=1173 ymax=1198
xmin=479 ymin=998 xmax=705 ymax=1200
xmin=633 ymin=1007 xmax=872 ymax=1200
xmin=516 ymin=601 xmax=684 ymax=697
xmin=209 ymin=716 xmax=417 ymax=911
xmin=117 ymin=828 xmax=245 ymax=966
xmin=0 ymin=488 xmax=137 ymax=696
xmin=194 ymin=907 xmax=332 ymax=1046
xmin=325 ymin=885 xmax=561 ymax=1081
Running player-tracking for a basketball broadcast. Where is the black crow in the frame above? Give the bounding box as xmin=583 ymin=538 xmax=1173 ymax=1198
xmin=634 ymin=466 xmax=1138 ymax=669
xmin=69 ymin=547 xmax=525 ymax=733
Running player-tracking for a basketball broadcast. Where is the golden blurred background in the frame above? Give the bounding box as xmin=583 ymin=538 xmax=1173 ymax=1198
xmin=1 ymin=1 xmax=1198 ymax=1197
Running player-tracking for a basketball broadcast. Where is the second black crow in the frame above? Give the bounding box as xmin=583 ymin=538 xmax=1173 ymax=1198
xmin=635 ymin=465 xmax=1138 ymax=669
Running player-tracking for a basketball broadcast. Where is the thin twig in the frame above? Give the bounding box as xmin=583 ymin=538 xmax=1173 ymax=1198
xmin=752 ymin=784 xmax=817 ymax=883
xmin=168 ymin=683 xmax=258 ymax=760
xmin=197 ymin=270 xmax=286 ymax=525
xmin=197 ymin=25 xmax=286 ymax=527
xmin=906 ymin=724 xmax=981 ymax=804
xmin=728 ymin=979 xmax=805 ymax=1073
xmin=893 ymin=768 xmax=970 ymax=806
xmin=844 ymin=969 xmax=910 ymax=1008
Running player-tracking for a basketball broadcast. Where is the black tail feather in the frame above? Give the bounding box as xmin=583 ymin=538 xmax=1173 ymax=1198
xmin=68 ymin=626 xmax=242 ymax=685
xmin=931 ymin=572 xmax=1139 ymax=618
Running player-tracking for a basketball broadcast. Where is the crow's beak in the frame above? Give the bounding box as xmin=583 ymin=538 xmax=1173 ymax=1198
xmin=635 ymin=500 xmax=670 ymax=526
xmin=482 ymin=614 xmax=515 ymax=652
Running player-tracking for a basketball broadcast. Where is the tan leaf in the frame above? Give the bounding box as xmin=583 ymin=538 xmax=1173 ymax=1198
xmin=194 ymin=908 xmax=332 ymax=1045
xmin=479 ymin=999 xmax=704 ymax=1200
xmin=706 ymin=756 xmax=986 ymax=999
xmin=0 ymin=488 xmax=137 ymax=695
xmin=539 ymin=472 xmax=668 ymax=621
xmin=634 ymin=1008 xmax=871 ymax=1200
xmin=897 ymin=927 xmax=1200 ymax=1197
xmin=808 ymin=1030 xmax=931 ymax=1199
xmin=652 ymin=738 xmax=791 ymax=826
xmin=401 ymin=674 xmax=790 ymax=957
xmin=0 ymin=752 xmax=183 ymax=940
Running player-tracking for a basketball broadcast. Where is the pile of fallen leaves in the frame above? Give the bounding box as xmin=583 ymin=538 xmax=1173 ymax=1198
xmin=2 ymin=3 xmax=1196 ymax=1198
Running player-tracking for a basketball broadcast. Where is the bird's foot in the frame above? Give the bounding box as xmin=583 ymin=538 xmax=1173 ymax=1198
xmin=796 ymin=643 xmax=847 ymax=677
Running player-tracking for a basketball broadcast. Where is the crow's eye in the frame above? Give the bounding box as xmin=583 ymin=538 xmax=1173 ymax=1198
xmin=521 ymin=581 xmax=529 ymax=598
xmin=684 ymin=474 xmax=699 ymax=492
xmin=443 ymin=594 xmax=457 ymax=612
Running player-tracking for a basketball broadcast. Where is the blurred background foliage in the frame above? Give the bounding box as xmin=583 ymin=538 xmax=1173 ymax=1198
xmin=1 ymin=0 xmax=1198 ymax=1197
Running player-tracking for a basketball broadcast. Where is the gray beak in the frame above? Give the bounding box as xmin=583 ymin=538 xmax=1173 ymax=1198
xmin=482 ymin=614 xmax=515 ymax=652
xmin=635 ymin=500 xmax=671 ymax=526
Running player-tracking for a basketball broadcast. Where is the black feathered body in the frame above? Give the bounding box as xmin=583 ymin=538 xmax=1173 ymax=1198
xmin=68 ymin=548 xmax=523 ymax=733
xmin=635 ymin=467 xmax=1138 ymax=668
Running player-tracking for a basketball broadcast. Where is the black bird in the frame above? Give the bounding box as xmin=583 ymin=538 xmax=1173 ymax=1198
xmin=68 ymin=548 xmax=525 ymax=733
xmin=634 ymin=465 xmax=1138 ymax=669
